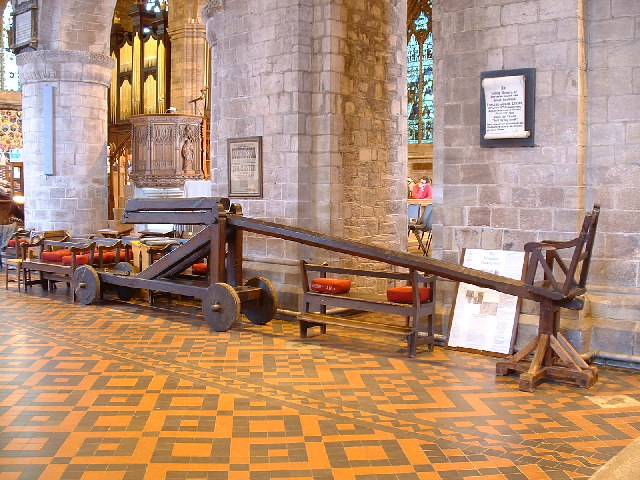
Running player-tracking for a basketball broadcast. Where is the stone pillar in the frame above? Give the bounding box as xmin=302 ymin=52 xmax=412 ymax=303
xmin=202 ymin=0 xmax=407 ymax=307
xmin=167 ymin=22 xmax=209 ymax=114
xmin=18 ymin=50 xmax=113 ymax=235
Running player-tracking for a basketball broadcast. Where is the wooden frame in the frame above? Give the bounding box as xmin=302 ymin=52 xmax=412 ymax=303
xmin=227 ymin=137 xmax=263 ymax=198
xmin=298 ymin=261 xmax=436 ymax=358
xmin=10 ymin=1 xmax=38 ymax=53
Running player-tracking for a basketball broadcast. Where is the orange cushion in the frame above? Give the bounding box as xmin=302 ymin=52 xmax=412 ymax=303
xmin=386 ymin=286 xmax=431 ymax=304
xmin=101 ymin=251 xmax=116 ymax=263
xmin=310 ymin=278 xmax=351 ymax=294
xmin=7 ymin=238 xmax=27 ymax=247
xmin=62 ymin=254 xmax=90 ymax=266
xmin=192 ymin=263 xmax=208 ymax=275
xmin=41 ymin=251 xmax=64 ymax=262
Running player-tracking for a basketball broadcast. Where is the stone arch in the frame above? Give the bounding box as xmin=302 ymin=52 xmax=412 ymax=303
xmin=35 ymin=0 xmax=117 ymax=55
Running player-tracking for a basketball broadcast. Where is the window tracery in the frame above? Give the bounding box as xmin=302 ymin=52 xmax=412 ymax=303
xmin=407 ymin=0 xmax=433 ymax=144
xmin=1 ymin=2 xmax=19 ymax=92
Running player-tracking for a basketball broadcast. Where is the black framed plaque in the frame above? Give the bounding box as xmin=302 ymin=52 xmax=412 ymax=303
xmin=480 ymin=68 xmax=535 ymax=147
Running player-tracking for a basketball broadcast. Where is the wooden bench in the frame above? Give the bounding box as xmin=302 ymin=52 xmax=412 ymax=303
xmin=21 ymin=235 xmax=129 ymax=294
xmin=298 ymin=261 xmax=436 ymax=357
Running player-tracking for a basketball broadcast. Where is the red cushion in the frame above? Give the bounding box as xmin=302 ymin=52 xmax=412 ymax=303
xmin=7 ymin=238 xmax=27 ymax=247
xmin=41 ymin=251 xmax=63 ymax=262
xmin=386 ymin=286 xmax=431 ymax=304
xmin=119 ymin=250 xmax=132 ymax=261
xmin=192 ymin=263 xmax=208 ymax=275
xmin=62 ymin=254 xmax=90 ymax=266
xmin=101 ymin=251 xmax=116 ymax=264
xmin=310 ymin=278 xmax=351 ymax=294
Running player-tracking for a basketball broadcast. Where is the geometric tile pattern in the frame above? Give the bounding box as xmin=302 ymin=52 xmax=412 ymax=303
xmin=1 ymin=286 xmax=639 ymax=479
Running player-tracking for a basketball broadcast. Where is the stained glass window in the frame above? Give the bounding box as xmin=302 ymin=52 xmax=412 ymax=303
xmin=407 ymin=0 xmax=433 ymax=143
xmin=146 ymin=0 xmax=168 ymax=13
xmin=1 ymin=3 xmax=20 ymax=92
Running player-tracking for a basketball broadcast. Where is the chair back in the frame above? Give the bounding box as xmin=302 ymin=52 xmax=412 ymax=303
xmin=524 ymin=204 xmax=600 ymax=298
xmin=416 ymin=204 xmax=433 ymax=231
xmin=0 ymin=222 xmax=16 ymax=250
xmin=407 ymin=204 xmax=420 ymax=225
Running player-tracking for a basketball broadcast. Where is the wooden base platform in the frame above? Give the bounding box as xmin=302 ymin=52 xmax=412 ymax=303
xmin=496 ymin=331 xmax=599 ymax=392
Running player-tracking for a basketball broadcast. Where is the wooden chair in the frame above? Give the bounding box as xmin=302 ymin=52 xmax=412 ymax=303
xmin=407 ymin=204 xmax=420 ymax=236
xmin=408 ymin=204 xmax=433 ymax=256
xmin=496 ymin=205 xmax=601 ymax=391
xmin=0 ymin=222 xmax=16 ymax=269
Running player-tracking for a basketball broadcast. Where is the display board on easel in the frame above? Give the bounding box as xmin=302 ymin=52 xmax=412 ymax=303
xmin=447 ymin=249 xmax=526 ymax=355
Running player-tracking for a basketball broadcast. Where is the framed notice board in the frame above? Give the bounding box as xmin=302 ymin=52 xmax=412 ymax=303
xmin=480 ymin=68 xmax=535 ymax=147
xmin=227 ymin=136 xmax=263 ymax=198
xmin=447 ymin=249 xmax=526 ymax=355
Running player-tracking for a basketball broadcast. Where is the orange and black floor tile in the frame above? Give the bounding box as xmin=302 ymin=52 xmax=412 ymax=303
xmin=0 ymin=283 xmax=639 ymax=479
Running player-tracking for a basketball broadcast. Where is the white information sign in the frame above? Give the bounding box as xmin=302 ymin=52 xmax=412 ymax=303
xmin=447 ymin=249 xmax=525 ymax=354
xmin=14 ymin=10 xmax=32 ymax=46
xmin=482 ymin=75 xmax=530 ymax=140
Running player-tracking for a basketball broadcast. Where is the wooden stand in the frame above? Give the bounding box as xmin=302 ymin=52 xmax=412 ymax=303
xmin=496 ymin=205 xmax=600 ymax=391
xmin=496 ymin=298 xmax=598 ymax=392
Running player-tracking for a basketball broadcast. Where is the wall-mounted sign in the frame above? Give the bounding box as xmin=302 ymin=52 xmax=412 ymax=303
xmin=227 ymin=136 xmax=262 ymax=198
xmin=480 ymin=68 xmax=535 ymax=147
xmin=11 ymin=1 xmax=38 ymax=53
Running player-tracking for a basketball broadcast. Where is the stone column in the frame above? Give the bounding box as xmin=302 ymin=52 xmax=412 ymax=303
xmin=202 ymin=0 xmax=407 ymax=308
xmin=167 ymin=22 xmax=209 ymax=114
xmin=18 ymin=50 xmax=113 ymax=235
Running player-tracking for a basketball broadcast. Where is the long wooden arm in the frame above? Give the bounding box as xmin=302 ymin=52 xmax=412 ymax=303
xmin=226 ymin=214 xmax=583 ymax=306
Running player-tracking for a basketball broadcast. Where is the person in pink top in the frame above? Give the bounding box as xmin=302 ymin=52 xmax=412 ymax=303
xmin=411 ymin=176 xmax=432 ymax=199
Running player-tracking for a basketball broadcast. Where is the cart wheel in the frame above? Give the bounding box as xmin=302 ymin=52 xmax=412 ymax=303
xmin=241 ymin=276 xmax=278 ymax=325
xmin=73 ymin=265 xmax=100 ymax=305
xmin=202 ymin=283 xmax=241 ymax=332
xmin=114 ymin=262 xmax=136 ymax=300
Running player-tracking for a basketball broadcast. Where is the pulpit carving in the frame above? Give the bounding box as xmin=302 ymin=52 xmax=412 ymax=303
xmin=129 ymin=114 xmax=205 ymax=189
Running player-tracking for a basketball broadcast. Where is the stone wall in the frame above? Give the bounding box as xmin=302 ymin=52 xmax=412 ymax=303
xmin=203 ymin=0 xmax=407 ymax=307
xmin=36 ymin=1 xmax=117 ymax=56
xmin=18 ymin=50 xmax=113 ymax=235
xmin=433 ymin=0 xmax=640 ymax=357
xmin=587 ymin=0 xmax=640 ymax=288
xmin=167 ymin=1 xmax=209 ymax=114
xmin=585 ymin=0 xmax=640 ymax=356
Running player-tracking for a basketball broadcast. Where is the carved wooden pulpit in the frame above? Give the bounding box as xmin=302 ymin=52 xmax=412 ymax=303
xmin=129 ymin=114 xmax=205 ymax=189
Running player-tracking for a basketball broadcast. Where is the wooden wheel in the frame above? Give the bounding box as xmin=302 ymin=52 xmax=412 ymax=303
xmin=73 ymin=265 xmax=100 ymax=304
xmin=241 ymin=276 xmax=278 ymax=325
xmin=114 ymin=262 xmax=136 ymax=300
xmin=202 ymin=283 xmax=241 ymax=332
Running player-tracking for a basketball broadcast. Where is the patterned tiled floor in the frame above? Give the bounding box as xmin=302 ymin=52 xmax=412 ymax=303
xmin=0 ymin=283 xmax=639 ymax=479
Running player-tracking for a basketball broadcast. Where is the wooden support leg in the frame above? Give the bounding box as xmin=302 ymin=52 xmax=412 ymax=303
xmin=518 ymin=334 xmax=550 ymax=392
xmin=299 ymin=320 xmax=309 ymax=338
xmin=407 ymin=332 xmax=417 ymax=358
xmin=495 ymin=299 xmax=598 ymax=391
